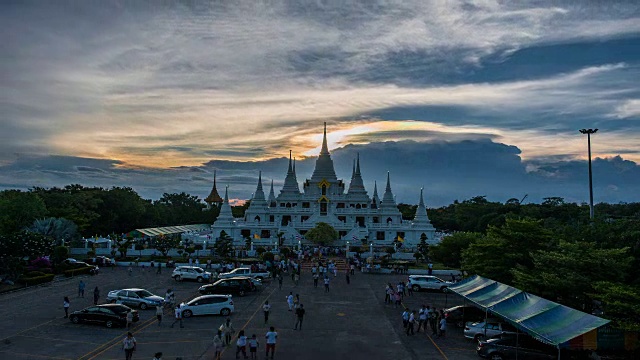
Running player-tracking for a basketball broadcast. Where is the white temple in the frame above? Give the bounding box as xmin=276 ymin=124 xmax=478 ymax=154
xmin=210 ymin=123 xmax=436 ymax=249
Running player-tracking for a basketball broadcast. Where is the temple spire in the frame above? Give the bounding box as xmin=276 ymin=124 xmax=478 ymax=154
xmin=205 ymin=170 xmax=223 ymax=207
xmin=412 ymin=187 xmax=431 ymax=225
xmin=281 ymin=150 xmax=301 ymax=195
xmin=371 ymin=181 xmax=380 ymax=208
xmin=347 ymin=153 xmax=368 ymax=199
xmin=310 ymin=123 xmax=338 ymax=182
xmin=268 ymin=179 xmax=276 ymax=205
xmin=320 ymin=122 xmax=329 ymax=155
xmin=249 ymin=171 xmax=267 ymax=209
xmin=217 ymin=185 xmax=234 ymax=223
xmin=381 ymin=171 xmax=397 ymax=207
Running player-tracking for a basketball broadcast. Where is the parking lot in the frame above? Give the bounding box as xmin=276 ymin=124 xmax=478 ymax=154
xmin=0 ymin=266 xmax=480 ymax=359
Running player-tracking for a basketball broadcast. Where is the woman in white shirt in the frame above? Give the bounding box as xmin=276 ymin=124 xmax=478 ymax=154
xmin=235 ymin=330 xmax=248 ymax=359
xmin=213 ymin=330 xmax=224 ymax=359
xmin=122 ymin=332 xmax=136 ymax=360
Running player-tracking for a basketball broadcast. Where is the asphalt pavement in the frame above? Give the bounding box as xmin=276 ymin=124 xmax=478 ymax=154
xmin=0 ymin=266 xmax=479 ymax=360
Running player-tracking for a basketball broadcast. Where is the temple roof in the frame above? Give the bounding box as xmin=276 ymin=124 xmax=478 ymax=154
xmin=204 ymin=170 xmax=223 ymax=204
xmin=309 ymin=122 xmax=338 ymax=183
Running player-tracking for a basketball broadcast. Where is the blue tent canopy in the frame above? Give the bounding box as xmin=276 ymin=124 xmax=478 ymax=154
xmin=447 ymin=275 xmax=610 ymax=347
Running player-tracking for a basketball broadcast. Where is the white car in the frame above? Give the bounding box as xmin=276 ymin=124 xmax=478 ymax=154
xmin=407 ymin=275 xmax=453 ymax=292
xmin=179 ymin=295 xmax=234 ymax=317
xmin=172 ymin=266 xmax=212 ymax=282
xmin=464 ymin=319 xmax=518 ymax=342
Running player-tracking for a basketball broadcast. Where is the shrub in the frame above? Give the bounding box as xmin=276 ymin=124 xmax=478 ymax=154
xmin=64 ymin=266 xmax=96 ymax=277
xmin=25 ymin=271 xmax=46 ymax=277
xmin=31 ymin=257 xmax=52 ymax=268
xmin=19 ymin=274 xmax=55 ymax=286
xmin=261 ymin=251 xmax=275 ymax=262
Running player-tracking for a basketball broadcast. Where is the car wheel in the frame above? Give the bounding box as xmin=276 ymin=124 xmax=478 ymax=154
xmin=174 ymin=275 xmax=181 ymax=281
xmin=475 ymin=334 xmax=485 ymax=343
xmin=440 ymin=286 xmax=448 ymax=292
xmin=412 ymin=285 xmax=420 ymax=292
xmin=70 ymin=316 xmax=80 ymax=324
xmin=182 ymin=310 xmax=193 ymax=318
xmin=105 ymin=320 xmax=114 ymax=328
xmin=238 ymin=290 xmax=245 ymax=297
xmin=220 ymin=308 xmax=231 ymax=316
xmin=197 ymin=277 xmax=203 ymax=283
xmin=139 ymin=302 xmax=148 ymax=310
xmin=490 ymin=353 xmax=504 ymax=360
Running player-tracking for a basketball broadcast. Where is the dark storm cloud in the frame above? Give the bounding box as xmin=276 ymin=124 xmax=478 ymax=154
xmin=2 ymin=140 xmax=639 ymax=206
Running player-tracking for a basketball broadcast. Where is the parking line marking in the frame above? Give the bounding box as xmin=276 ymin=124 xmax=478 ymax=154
xmin=0 ymin=318 xmax=57 ymax=344
xmin=15 ymin=334 xmax=102 ymax=345
xmin=426 ymin=334 xmax=449 ymax=360
xmin=0 ymin=350 xmax=72 ymax=359
xmin=78 ymin=316 xmax=158 ymax=360
xmin=216 ymin=286 xmax=277 ymax=359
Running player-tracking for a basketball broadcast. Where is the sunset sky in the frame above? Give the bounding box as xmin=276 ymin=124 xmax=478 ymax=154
xmin=2 ymin=1 xmax=639 ymax=206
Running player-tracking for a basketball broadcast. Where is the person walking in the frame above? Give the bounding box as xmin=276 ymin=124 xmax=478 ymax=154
xmin=293 ymin=294 xmax=300 ymax=310
xmin=152 ymin=352 xmax=162 ymax=360
xmin=265 ymin=327 xmax=277 ymax=360
xmin=430 ymin=308 xmax=439 ymax=336
xmin=93 ymin=286 xmax=100 ymax=305
xmin=126 ymin=308 xmax=134 ymax=329
xmin=248 ymin=334 xmax=259 ymax=360
xmin=323 ymin=276 xmax=330 ymax=292
xmin=235 ymin=329 xmax=248 ymax=359
xmin=406 ymin=310 xmax=416 ymax=335
xmin=293 ymin=272 xmax=300 ymax=286
xmin=417 ymin=305 xmax=427 ymax=333
xmin=393 ymin=291 xmax=401 ymax=308
xmin=170 ymin=305 xmax=184 ymax=329
xmin=263 ymin=301 xmax=271 ymax=325
xmin=277 ymin=273 xmax=283 ymax=290
xmin=345 ymin=270 xmax=350 ymax=285
xmin=164 ymin=289 xmax=175 ymax=309
xmin=213 ymin=330 xmax=224 ymax=360
xmin=155 ymin=305 xmax=163 ymax=326
xmin=78 ymin=280 xmax=85 ymax=298
xmin=122 ymin=332 xmax=136 ymax=360
xmin=384 ymin=283 xmax=393 ymax=304
xmin=220 ymin=318 xmax=235 ymax=346
xmin=402 ymin=309 xmax=410 ymax=329
xmin=350 ymin=263 xmax=355 ymax=275
xmin=407 ymin=282 xmax=413 ymax=296
xmin=438 ymin=310 xmax=447 ymax=338
xmin=63 ymin=296 xmax=70 ymax=318
xmin=294 ymin=304 xmax=305 ymax=330
xmin=286 ymin=292 xmax=294 ymax=311
xmin=156 ymin=261 xmax=162 ymax=274
xmin=312 ymin=272 xmax=319 ymax=288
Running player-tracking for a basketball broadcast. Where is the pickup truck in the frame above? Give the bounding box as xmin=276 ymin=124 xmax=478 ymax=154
xmin=217 ymin=267 xmax=270 ymax=281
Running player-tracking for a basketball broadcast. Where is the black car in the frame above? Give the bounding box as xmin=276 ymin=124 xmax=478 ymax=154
xmin=477 ymin=334 xmax=557 ymax=360
xmin=86 ymin=256 xmax=114 ymax=267
xmin=199 ymin=278 xmax=255 ymax=297
xmin=69 ymin=304 xmax=139 ymax=328
xmin=444 ymin=305 xmax=487 ymax=328
xmin=62 ymin=259 xmax=99 ymax=273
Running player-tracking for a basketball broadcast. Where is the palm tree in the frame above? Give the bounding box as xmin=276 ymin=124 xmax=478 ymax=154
xmin=26 ymin=217 xmax=78 ymax=245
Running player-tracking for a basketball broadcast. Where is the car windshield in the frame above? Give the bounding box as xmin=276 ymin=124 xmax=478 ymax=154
xmin=134 ymin=290 xmax=154 ymax=298
xmin=194 ymin=268 xmax=203 ymax=273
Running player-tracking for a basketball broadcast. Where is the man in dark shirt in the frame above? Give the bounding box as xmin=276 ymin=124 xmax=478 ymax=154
xmin=294 ymin=304 xmax=305 ymax=330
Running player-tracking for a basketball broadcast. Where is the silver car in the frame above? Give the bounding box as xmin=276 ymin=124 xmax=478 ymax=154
xmin=106 ymin=288 xmax=164 ymax=310
xmin=407 ymin=275 xmax=453 ymax=292
xmin=464 ymin=319 xmax=518 ymax=342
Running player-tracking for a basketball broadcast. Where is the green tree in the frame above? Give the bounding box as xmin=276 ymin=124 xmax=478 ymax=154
xmin=590 ymin=282 xmax=640 ymax=331
xmin=215 ymin=231 xmax=234 ymax=258
xmin=513 ymin=241 xmax=632 ymax=312
xmin=431 ymin=232 xmax=481 ymax=268
xmin=154 ymin=234 xmax=180 ymax=257
xmin=416 ymin=234 xmax=429 ymax=262
xmin=462 ymin=219 xmax=556 ymax=284
xmin=304 ymin=222 xmax=338 ymax=246
xmin=0 ymin=190 xmax=47 ymax=235
xmin=52 ymin=245 xmax=70 ymax=264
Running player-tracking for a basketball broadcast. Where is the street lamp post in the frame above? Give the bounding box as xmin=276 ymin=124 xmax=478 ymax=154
xmin=579 ymin=128 xmax=598 ymax=220
xmin=346 ymin=241 xmax=350 ymax=257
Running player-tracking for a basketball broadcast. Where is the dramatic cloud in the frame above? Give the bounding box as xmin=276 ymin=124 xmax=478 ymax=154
xmin=1 ymin=1 xmax=639 ymax=202
xmin=2 ymin=140 xmax=639 ymax=207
